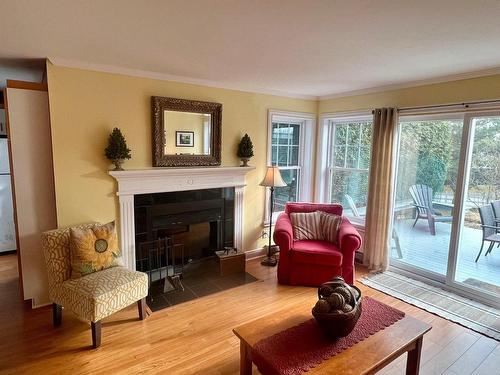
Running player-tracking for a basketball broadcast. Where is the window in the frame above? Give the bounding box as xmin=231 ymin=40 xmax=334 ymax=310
xmin=271 ymin=122 xmax=301 ymax=212
xmin=266 ymin=110 xmax=315 ymax=223
xmin=317 ymin=113 xmax=373 ymax=223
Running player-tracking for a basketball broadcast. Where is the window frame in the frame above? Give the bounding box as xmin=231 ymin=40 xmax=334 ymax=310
xmin=265 ymin=110 xmax=316 ymax=225
xmin=316 ymin=111 xmax=373 ymax=226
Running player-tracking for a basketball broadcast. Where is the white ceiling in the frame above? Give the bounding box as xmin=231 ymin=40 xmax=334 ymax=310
xmin=1 ymin=0 xmax=500 ymax=98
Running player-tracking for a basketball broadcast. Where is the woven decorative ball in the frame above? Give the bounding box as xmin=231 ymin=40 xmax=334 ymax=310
xmin=326 ymin=293 xmax=345 ymax=310
xmin=313 ymin=299 xmax=331 ymax=314
xmin=349 ymin=285 xmax=360 ymax=300
xmin=328 ymin=276 xmax=347 ymax=289
xmin=342 ymin=304 xmax=353 ymax=313
xmin=333 ymin=286 xmax=352 ymax=305
xmin=319 ymin=285 xmax=334 ymax=298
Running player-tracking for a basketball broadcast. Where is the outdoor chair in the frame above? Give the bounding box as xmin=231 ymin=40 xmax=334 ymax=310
xmin=491 ymin=200 xmax=500 ymax=228
xmin=475 ymin=205 xmax=500 ymax=262
xmin=409 ymin=184 xmax=453 ymax=235
xmin=492 ymin=200 xmax=500 ymax=216
xmin=344 ymin=194 xmax=402 ymax=259
xmin=489 ymin=200 xmax=500 ymax=249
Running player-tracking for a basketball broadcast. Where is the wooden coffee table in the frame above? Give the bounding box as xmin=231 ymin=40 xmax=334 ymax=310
xmin=233 ymin=304 xmax=431 ymax=375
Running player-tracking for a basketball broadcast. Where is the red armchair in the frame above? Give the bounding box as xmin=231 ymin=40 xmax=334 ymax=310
xmin=273 ymin=203 xmax=362 ymax=286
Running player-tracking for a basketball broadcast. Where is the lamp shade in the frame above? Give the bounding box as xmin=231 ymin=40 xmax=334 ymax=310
xmin=260 ymin=166 xmax=287 ymax=187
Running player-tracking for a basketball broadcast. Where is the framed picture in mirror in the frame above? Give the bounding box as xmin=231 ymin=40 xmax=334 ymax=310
xmin=175 ymin=131 xmax=194 ymax=147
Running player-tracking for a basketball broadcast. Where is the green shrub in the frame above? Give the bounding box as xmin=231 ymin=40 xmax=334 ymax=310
xmin=105 ymin=128 xmax=131 ymax=161
xmin=237 ymin=134 xmax=254 ymax=158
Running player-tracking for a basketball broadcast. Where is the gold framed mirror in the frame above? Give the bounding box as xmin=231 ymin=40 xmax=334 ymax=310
xmin=151 ymin=96 xmax=222 ymax=167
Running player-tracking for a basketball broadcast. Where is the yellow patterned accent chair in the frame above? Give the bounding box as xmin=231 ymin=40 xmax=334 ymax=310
xmin=41 ymin=223 xmax=149 ymax=348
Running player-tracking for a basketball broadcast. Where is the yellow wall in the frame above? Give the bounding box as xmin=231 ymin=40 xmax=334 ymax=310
xmin=46 ymin=62 xmax=316 ymax=251
xmin=319 ymin=74 xmax=500 ymax=113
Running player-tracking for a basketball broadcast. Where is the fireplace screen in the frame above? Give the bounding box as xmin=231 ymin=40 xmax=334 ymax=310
xmin=134 ymin=188 xmax=235 ymax=281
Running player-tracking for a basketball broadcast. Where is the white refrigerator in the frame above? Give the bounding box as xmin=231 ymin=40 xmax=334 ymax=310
xmin=0 ymin=137 xmax=16 ymax=252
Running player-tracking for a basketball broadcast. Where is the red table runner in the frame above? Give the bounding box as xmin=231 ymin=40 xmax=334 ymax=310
xmin=252 ymin=297 xmax=405 ymax=375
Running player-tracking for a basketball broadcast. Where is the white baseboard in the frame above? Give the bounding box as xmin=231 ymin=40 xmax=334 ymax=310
xmin=244 ymin=247 xmax=267 ymax=260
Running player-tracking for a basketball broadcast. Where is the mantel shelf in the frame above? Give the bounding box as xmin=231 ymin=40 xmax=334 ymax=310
xmin=109 ymin=166 xmax=255 ymax=196
xmin=109 ymin=166 xmax=255 ymax=179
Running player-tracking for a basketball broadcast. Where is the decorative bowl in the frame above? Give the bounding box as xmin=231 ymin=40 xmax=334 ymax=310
xmin=312 ymin=276 xmax=362 ymax=338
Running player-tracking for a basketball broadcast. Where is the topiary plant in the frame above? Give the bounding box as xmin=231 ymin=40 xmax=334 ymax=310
xmin=237 ymin=133 xmax=254 ymax=167
xmin=105 ymin=127 xmax=131 ymax=171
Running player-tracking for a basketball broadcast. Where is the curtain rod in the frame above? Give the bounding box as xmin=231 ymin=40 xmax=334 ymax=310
xmin=397 ymin=98 xmax=500 ymax=112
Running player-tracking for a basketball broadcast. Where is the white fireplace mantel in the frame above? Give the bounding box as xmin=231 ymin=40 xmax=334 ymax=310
xmin=109 ymin=166 xmax=255 ymax=269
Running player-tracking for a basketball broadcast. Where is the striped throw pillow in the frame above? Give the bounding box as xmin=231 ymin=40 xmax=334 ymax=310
xmin=320 ymin=212 xmax=343 ymax=245
xmin=290 ymin=211 xmax=324 ymax=241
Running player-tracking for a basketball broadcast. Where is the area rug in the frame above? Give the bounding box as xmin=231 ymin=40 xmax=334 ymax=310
xmin=252 ymin=297 xmax=405 ymax=375
xmin=360 ymin=271 xmax=500 ymax=340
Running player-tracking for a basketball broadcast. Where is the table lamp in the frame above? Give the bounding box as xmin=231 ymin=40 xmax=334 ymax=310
xmin=260 ymin=166 xmax=287 ymax=266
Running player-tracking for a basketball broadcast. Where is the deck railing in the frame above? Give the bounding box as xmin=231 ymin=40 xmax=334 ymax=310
xmin=434 ymin=191 xmax=494 ymax=207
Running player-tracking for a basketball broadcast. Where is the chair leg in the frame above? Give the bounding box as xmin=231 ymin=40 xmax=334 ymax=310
xmin=485 ymin=242 xmax=494 ymax=256
xmin=138 ymin=298 xmax=147 ymax=320
xmin=91 ymin=321 xmax=102 ymax=348
xmin=52 ymin=303 xmax=62 ymax=327
xmin=475 ymin=241 xmax=485 ymax=262
xmin=412 ymin=216 xmax=419 ymax=228
xmin=427 ymin=215 xmax=436 ymax=235
xmin=392 ymin=229 xmax=403 ymax=259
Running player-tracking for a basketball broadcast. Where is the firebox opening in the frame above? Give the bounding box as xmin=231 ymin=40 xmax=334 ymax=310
xmin=134 ymin=187 xmax=235 ymax=272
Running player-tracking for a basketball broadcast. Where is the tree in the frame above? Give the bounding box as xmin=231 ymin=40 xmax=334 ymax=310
xmin=105 ymin=128 xmax=131 ymax=170
xmin=237 ymin=133 xmax=254 ymax=158
xmin=416 ymin=154 xmax=447 ymax=194
xmin=395 ymin=120 xmax=457 ymax=201
xmin=468 ymin=118 xmax=500 ymax=201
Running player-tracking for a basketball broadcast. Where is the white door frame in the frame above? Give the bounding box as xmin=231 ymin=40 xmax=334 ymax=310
xmin=389 ymin=110 xmax=500 ymax=308
xmin=445 ymin=110 xmax=500 ymax=307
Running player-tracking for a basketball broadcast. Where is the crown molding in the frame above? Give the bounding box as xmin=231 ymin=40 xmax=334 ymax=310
xmin=48 ymin=57 xmax=318 ymax=100
xmin=319 ymin=66 xmax=500 ymax=100
xmin=48 ymin=57 xmax=500 ymax=103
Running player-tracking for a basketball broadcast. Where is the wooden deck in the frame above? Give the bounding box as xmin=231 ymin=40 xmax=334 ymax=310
xmin=391 ymin=219 xmax=500 ymax=289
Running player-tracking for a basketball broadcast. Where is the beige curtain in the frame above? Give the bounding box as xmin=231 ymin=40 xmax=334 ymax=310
xmin=364 ymin=108 xmax=397 ymax=272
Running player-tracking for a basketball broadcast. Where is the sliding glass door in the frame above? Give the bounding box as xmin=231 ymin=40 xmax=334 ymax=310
xmin=452 ymin=114 xmax=500 ymax=299
xmin=390 ymin=115 xmax=463 ymax=278
xmin=390 ymin=111 xmax=500 ymax=306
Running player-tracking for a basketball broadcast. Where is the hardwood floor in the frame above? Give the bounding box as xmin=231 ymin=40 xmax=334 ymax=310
xmin=0 ymin=253 xmax=498 ymax=375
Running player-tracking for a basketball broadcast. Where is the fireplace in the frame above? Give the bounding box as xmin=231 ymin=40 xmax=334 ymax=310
xmin=134 ymin=188 xmax=235 ymax=271
xmin=109 ymin=166 xmax=254 ymax=270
